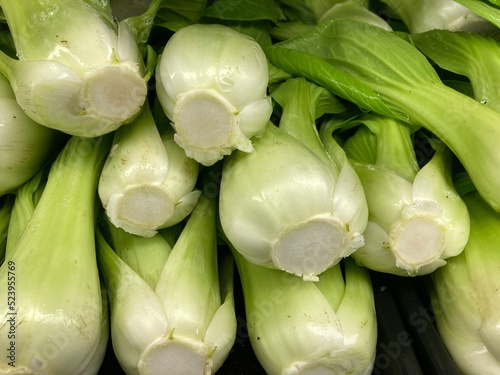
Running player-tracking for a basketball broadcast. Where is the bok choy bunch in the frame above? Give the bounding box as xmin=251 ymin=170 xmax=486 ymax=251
xmin=97 ymin=193 xmax=236 ymax=375
xmin=228 ymin=239 xmax=377 ymax=375
xmin=155 ymin=23 xmax=273 ymax=166
xmin=430 ymin=174 xmax=500 ymax=374
xmin=0 ymin=135 xmax=112 ymax=374
xmin=98 ymin=100 xmax=201 ymax=238
xmin=219 ymin=78 xmax=367 ymax=281
xmin=265 ymin=18 xmax=500 ymax=213
xmin=321 ymin=114 xmax=470 ymax=275
xmin=0 ymin=0 xmax=152 ymax=137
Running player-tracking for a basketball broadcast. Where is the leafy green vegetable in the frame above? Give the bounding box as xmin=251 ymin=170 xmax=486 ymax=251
xmin=229 ymin=239 xmax=377 ymax=374
xmin=456 ymin=0 xmax=500 ymax=29
xmin=381 ymin=0 xmax=495 ymax=34
xmin=319 ymin=0 xmax=393 ymax=30
xmin=203 ymin=0 xmax=283 ymax=22
xmin=322 ymin=114 xmax=470 ymax=275
xmin=430 ymin=175 xmax=500 ymax=374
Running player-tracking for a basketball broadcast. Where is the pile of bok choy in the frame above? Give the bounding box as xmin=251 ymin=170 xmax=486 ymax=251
xmin=1 ymin=0 xmax=500 ymax=374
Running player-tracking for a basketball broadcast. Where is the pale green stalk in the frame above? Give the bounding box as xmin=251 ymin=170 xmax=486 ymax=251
xmin=0 ymin=195 xmax=14 ymax=264
xmin=97 ymin=194 xmax=236 ymax=375
xmin=230 ymin=242 xmax=376 ymax=375
xmin=100 ymin=214 xmax=172 ymax=290
xmin=0 ymin=73 xmax=63 ymax=195
xmin=0 ymin=134 xmax=112 ymax=374
xmin=4 ymin=167 xmax=47 ymax=259
xmin=430 ymin=180 xmax=500 ymax=374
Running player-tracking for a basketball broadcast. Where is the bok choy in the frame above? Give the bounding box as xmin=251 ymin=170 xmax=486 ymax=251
xmin=0 ymin=0 xmax=152 ymax=137
xmin=0 ymin=135 xmax=112 ymax=374
xmin=98 ymin=100 xmax=201 ymax=238
xmin=228 ymin=239 xmax=377 ymax=375
xmin=219 ymin=78 xmax=367 ymax=281
xmin=155 ymin=23 xmax=273 ymax=166
xmin=322 ymin=114 xmax=470 ymax=275
xmin=97 ymin=193 xmax=236 ymax=375
xmin=430 ymin=174 xmax=500 ymax=374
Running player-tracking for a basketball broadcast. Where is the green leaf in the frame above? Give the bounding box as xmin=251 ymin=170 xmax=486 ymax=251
xmin=456 ymin=0 xmax=500 ymax=28
xmin=153 ymin=0 xmax=208 ymax=31
xmin=203 ymin=0 xmax=282 ymax=22
xmin=265 ymin=24 xmax=405 ymax=119
xmin=412 ymin=29 xmax=500 ymax=112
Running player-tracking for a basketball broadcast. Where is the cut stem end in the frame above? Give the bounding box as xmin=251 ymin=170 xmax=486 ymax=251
xmin=271 ymin=218 xmax=349 ymax=281
xmin=106 ymin=185 xmax=175 ymax=237
xmin=172 ymin=90 xmax=241 ymax=165
xmin=81 ymin=63 xmax=147 ymax=122
xmin=140 ymin=337 xmax=214 ymax=375
xmin=391 ymin=215 xmax=445 ymax=274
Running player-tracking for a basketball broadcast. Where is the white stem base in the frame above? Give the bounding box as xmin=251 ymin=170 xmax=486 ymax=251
xmin=105 ymin=184 xmax=175 ymax=237
xmin=139 ymin=336 xmax=215 ymax=375
xmin=271 ymin=216 xmax=363 ymax=281
xmin=172 ymin=89 xmax=253 ymax=166
xmin=391 ymin=214 xmax=445 ymax=275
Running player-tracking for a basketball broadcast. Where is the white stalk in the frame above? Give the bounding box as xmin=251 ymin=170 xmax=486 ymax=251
xmin=220 ymin=122 xmax=366 ymax=281
xmin=381 ymin=0 xmax=495 ymax=34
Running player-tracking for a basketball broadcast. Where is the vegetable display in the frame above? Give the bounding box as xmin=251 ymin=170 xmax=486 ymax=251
xmin=0 ymin=0 xmax=499 ymax=374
